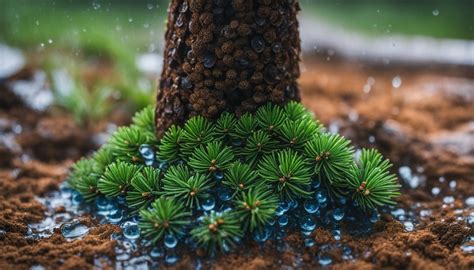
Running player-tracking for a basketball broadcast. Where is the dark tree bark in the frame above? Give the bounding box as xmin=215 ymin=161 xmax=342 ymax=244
xmin=156 ymin=0 xmax=302 ymax=136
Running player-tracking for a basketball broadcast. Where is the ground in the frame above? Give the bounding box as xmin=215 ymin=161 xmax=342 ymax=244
xmin=0 ymin=56 xmax=473 ymax=269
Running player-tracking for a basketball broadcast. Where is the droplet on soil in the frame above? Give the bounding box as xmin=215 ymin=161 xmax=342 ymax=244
xmin=318 ymin=254 xmax=332 ymax=266
xmin=164 ymin=234 xmax=178 ymax=249
xmin=123 ymin=224 xmax=140 ymax=240
xmin=443 ymin=196 xmax=455 ymax=204
xmin=332 ymin=208 xmax=345 ymax=222
xmin=403 ymin=221 xmax=414 ymax=232
xmin=61 ymin=220 xmax=89 ymax=239
xmin=304 ymin=199 xmax=319 ymax=214
xmin=465 ymin=197 xmax=474 ymax=207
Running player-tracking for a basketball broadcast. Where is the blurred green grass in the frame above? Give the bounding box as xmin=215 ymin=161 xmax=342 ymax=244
xmin=0 ymin=0 xmax=168 ymax=123
xmin=301 ymin=0 xmax=473 ymax=40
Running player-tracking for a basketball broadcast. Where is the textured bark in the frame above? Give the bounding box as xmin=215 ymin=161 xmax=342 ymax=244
xmin=156 ymin=0 xmax=302 ymax=137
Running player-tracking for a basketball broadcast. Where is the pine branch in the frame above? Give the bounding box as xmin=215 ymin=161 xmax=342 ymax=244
xmin=215 ymin=112 xmax=237 ymax=141
xmin=126 ymin=167 xmax=161 ymax=211
xmin=345 ymin=149 xmax=401 ymax=210
xmin=257 ymin=149 xmax=312 ymax=200
xmin=109 ymin=126 xmax=154 ymax=163
xmin=181 ymin=116 xmax=216 ymax=157
xmin=139 ymin=197 xmax=191 ymax=243
xmin=234 ymin=185 xmax=278 ymax=232
xmin=304 ymin=133 xmax=354 ymax=186
xmin=131 ymin=105 xmax=155 ymax=135
xmin=255 ymin=103 xmax=286 ymax=133
xmin=222 ymin=162 xmax=259 ymax=196
xmin=157 ymin=125 xmax=183 ymax=163
xmin=283 ymin=101 xmax=312 ymax=122
xmin=277 ymin=118 xmax=322 ymax=149
xmin=97 ymin=161 xmax=141 ymax=197
xmin=190 ymin=211 xmax=244 ymax=254
xmin=238 ymin=130 xmax=278 ymax=165
xmin=188 ymin=141 xmax=234 ymax=175
xmin=231 ymin=113 xmax=258 ymax=140
xmin=68 ymin=158 xmax=101 ymax=201
xmin=161 ymin=164 xmax=214 ymax=208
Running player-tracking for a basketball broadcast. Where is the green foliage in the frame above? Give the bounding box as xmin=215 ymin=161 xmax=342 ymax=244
xmin=126 ymin=167 xmax=161 ymax=211
xmin=346 ymin=149 xmax=401 ymax=210
xmin=215 ymin=112 xmax=237 ymax=141
xmin=68 ymin=158 xmax=101 ymax=201
xmin=69 ymin=103 xmax=402 ymax=255
xmin=278 ymin=118 xmax=322 ymax=149
xmin=283 ymin=101 xmax=312 ymax=122
xmin=255 ymin=103 xmax=286 ymax=133
xmin=93 ymin=147 xmax=115 ymax=173
xmin=190 ymin=211 xmax=244 ymax=254
xmin=258 ymin=149 xmax=312 ymax=200
xmin=139 ymin=198 xmax=191 ymax=243
xmin=232 ymin=113 xmax=258 ymax=139
xmin=181 ymin=116 xmax=216 ymax=157
xmin=188 ymin=142 xmax=234 ymax=174
xmin=109 ymin=126 xmax=154 ymax=163
xmin=239 ymin=131 xmax=278 ymax=165
xmin=97 ymin=161 xmax=141 ymax=197
xmin=222 ymin=162 xmax=259 ymax=196
xmin=131 ymin=105 xmax=155 ymax=135
xmin=157 ymin=125 xmax=183 ymax=163
xmin=161 ymin=165 xmax=214 ymax=208
xmin=304 ymin=133 xmax=354 ymax=188
xmin=234 ymin=186 xmax=279 ymax=232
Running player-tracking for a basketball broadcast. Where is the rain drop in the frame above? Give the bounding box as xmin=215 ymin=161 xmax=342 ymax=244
xmin=432 ymin=9 xmax=439 ymax=16
xmin=392 ymin=75 xmax=402 ymax=88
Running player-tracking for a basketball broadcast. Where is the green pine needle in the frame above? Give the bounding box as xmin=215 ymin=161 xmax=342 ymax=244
xmin=222 ymin=162 xmax=259 ymax=196
xmin=139 ymin=198 xmax=191 ymax=243
xmin=304 ymin=133 xmax=354 ymax=185
xmin=346 ymin=149 xmax=401 ymax=210
xmin=188 ymin=142 xmax=234 ymax=174
xmin=131 ymin=105 xmax=155 ymax=135
xmin=97 ymin=161 xmax=141 ymax=197
xmin=109 ymin=126 xmax=154 ymax=163
xmin=181 ymin=116 xmax=216 ymax=157
xmin=126 ymin=167 xmax=161 ymax=211
xmin=277 ymin=118 xmax=322 ymax=149
xmin=283 ymin=101 xmax=312 ymax=122
xmin=68 ymin=158 xmax=101 ymax=201
xmin=234 ymin=186 xmax=279 ymax=232
xmin=161 ymin=164 xmax=214 ymax=208
xmin=157 ymin=125 xmax=183 ymax=163
xmin=215 ymin=112 xmax=237 ymax=141
xmin=255 ymin=103 xmax=286 ymax=133
xmin=239 ymin=130 xmax=278 ymax=165
xmin=258 ymin=149 xmax=312 ymax=200
xmin=190 ymin=211 xmax=244 ymax=254
xmin=93 ymin=147 xmax=115 ymax=173
xmin=231 ymin=113 xmax=258 ymax=140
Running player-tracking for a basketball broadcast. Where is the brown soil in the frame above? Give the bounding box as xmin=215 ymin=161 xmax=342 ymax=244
xmin=1 ymin=57 xmax=473 ymax=269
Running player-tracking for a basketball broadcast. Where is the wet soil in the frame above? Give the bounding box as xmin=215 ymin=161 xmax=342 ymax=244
xmin=0 ymin=57 xmax=473 ymax=269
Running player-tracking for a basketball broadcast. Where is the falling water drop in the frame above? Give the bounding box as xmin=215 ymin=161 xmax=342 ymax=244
xmin=392 ymin=75 xmax=402 ymax=88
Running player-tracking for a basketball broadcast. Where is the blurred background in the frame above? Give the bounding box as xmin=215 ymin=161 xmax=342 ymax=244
xmin=1 ymin=0 xmax=473 ymax=124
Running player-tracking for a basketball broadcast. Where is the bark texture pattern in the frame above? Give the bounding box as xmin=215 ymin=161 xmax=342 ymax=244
xmin=156 ymin=0 xmax=301 ymax=136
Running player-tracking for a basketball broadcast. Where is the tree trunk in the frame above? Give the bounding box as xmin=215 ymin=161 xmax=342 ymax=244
xmin=155 ymin=0 xmax=302 ymax=137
